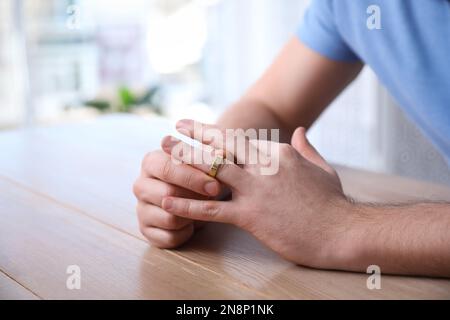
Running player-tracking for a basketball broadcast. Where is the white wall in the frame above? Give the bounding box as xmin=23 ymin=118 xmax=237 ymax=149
xmin=204 ymin=0 xmax=309 ymax=109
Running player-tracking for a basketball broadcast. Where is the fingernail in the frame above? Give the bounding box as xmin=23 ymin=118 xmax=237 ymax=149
xmin=204 ymin=181 xmax=218 ymax=196
xmin=163 ymin=198 xmax=173 ymax=210
xmin=176 ymin=119 xmax=191 ymax=129
xmin=162 ymin=136 xmax=179 ymax=149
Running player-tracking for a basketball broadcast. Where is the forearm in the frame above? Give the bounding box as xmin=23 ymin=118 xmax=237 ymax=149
xmin=215 ymin=38 xmax=363 ymax=144
xmin=333 ymin=201 xmax=450 ymax=277
xmin=216 ymin=96 xmax=293 ymax=143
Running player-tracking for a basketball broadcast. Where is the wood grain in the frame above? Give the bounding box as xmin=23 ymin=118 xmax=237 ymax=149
xmin=0 ymin=271 xmax=39 ymax=300
xmin=0 ymin=115 xmax=449 ymax=299
xmin=0 ymin=179 xmax=264 ymax=299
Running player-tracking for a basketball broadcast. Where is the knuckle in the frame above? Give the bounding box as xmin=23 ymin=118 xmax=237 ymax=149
xmin=183 ymin=201 xmax=193 ymax=218
xmin=133 ymin=179 xmax=152 ymax=201
xmin=141 ymin=151 xmax=156 ymax=169
xmin=220 ymin=163 xmax=234 ymax=178
xmin=164 ymin=232 xmax=180 ymax=248
xmin=142 ymin=150 xmax=168 ymax=176
xmin=183 ymin=171 xmax=196 ymax=190
xmin=278 ymin=143 xmax=291 ymax=154
xmin=132 ymin=180 xmax=142 ymax=198
xmin=278 ymin=143 xmax=294 ymax=157
xmin=161 ymin=158 xmax=174 ymax=181
xmin=141 ymin=228 xmax=171 ymax=248
xmin=202 ymin=202 xmax=220 ymax=219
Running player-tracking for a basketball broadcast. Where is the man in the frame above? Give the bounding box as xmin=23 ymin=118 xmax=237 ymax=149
xmin=133 ymin=0 xmax=450 ymax=277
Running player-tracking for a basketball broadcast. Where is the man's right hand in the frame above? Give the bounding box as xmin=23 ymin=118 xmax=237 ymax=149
xmin=133 ymin=149 xmax=221 ymax=248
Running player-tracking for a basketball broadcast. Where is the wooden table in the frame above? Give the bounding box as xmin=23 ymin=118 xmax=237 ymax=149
xmin=1 ymin=114 xmax=449 ymax=300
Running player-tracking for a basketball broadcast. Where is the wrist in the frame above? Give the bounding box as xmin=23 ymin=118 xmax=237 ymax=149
xmin=319 ymin=197 xmax=371 ymax=271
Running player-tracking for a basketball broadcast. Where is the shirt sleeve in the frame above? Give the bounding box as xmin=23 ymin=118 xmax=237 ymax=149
xmin=297 ymin=0 xmax=360 ymax=62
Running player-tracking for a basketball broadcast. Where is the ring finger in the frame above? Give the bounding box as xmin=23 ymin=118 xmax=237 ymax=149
xmin=161 ymin=135 xmax=248 ymax=189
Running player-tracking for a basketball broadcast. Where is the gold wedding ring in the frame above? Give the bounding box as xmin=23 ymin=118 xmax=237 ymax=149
xmin=208 ymin=155 xmax=224 ymax=178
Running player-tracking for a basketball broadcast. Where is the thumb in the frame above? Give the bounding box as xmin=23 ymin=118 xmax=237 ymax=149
xmin=291 ymin=127 xmax=337 ymax=176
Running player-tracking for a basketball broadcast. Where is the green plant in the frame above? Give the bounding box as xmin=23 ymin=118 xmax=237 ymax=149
xmin=83 ymin=85 xmax=163 ymax=115
xmin=118 ymin=86 xmax=136 ymax=112
xmin=84 ymin=100 xmax=110 ymax=111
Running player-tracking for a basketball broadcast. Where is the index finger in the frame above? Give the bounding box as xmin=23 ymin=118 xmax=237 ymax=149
xmin=175 ymin=119 xmax=261 ymax=166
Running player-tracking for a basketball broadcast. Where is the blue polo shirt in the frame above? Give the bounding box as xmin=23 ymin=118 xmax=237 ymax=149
xmin=297 ymin=0 xmax=450 ymax=164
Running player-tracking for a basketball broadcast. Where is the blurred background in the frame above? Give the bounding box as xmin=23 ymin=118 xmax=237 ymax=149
xmin=0 ymin=0 xmax=449 ymax=185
